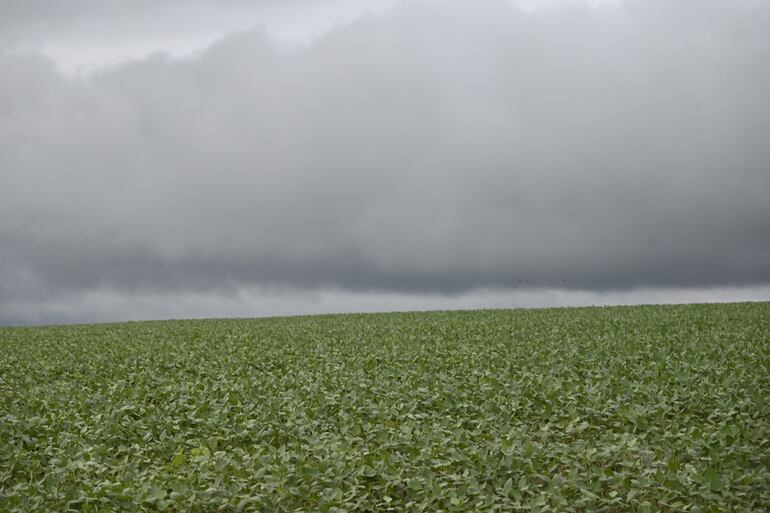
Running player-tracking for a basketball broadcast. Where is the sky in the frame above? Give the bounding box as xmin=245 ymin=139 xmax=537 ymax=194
xmin=1 ymin=0 xmax=769 ymax=325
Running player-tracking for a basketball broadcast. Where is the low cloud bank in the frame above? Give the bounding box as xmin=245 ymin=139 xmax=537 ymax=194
xmin=1 ymin=0 xmax=769 ymax=324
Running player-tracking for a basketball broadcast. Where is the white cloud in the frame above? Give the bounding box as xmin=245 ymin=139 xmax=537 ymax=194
xmin=1 ymin=0 xmax=397 ymax=77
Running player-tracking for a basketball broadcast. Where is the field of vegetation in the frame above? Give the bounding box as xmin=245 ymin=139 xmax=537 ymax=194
xmin=1 ymin=302 xmax=768 ymax=512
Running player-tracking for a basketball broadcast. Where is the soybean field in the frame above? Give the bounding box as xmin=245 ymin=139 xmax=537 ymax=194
xmin=1 ymin=302 xmax=769 ymax=512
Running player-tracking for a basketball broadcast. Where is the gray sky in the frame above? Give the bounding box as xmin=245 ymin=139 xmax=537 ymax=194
xmin=1 ymin=0 xmax=769 ymax=325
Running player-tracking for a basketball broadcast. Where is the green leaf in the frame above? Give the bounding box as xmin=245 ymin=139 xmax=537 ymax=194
xmin=171 ymin=449 xmax=186 ymax=468
xmin=145 ymin=485 xmax=167 ymax=502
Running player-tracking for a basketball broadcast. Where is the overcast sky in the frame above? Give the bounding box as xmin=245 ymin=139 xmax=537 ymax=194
xmin=1 ymin=0 xmax=769 ymax=325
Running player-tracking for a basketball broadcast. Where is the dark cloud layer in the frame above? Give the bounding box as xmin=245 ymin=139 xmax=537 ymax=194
xmin=2 ymin=0 xmax=770 ymax=323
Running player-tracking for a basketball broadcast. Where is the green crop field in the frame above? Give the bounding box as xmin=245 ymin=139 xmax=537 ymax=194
xmin=1 ymin=303 xmax=769 ymax=512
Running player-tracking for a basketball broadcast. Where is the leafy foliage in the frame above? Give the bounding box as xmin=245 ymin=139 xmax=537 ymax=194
xmin=1 ymin=303 xmax=769 ymax=512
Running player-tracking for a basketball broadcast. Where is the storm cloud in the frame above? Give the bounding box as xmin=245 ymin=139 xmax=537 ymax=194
xmin=2 ymin=0 xmax=769 ymax=324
